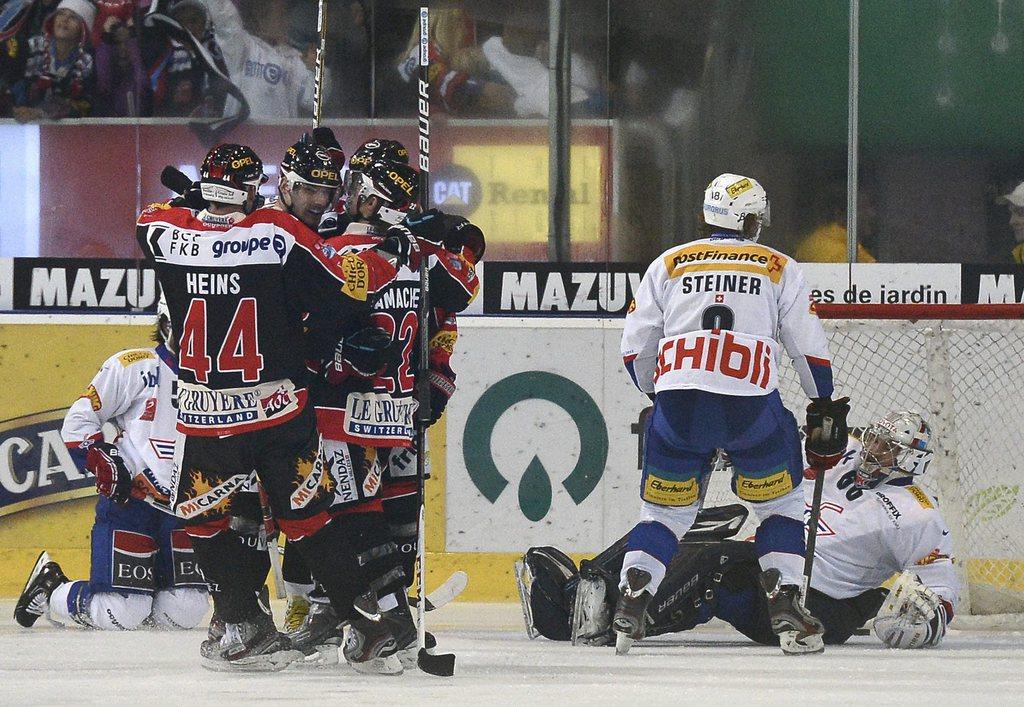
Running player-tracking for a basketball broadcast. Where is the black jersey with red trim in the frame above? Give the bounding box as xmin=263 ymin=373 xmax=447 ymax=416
xmin=310 ymin=221 xmax=478 ymax=447
xmin=136 ymin=203 xmax=398 ymax=436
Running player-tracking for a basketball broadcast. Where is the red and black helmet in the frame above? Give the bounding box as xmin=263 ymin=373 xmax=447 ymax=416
xmin=199 ymin=143 xmax=267 ymax=206
xmin=353 ymin=160 xmax=420 ymax=226
xmin=346 ymin=139 xmax=409 ymax=198
xmin=281 ymin=140 xmax=342 ymax=191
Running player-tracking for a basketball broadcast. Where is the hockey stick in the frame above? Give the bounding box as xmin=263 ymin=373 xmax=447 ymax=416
xmin=413 ymin=4 xmax=454 ymax=679
xmin=311 ymin=0 xmax=328 ymax=129
xmin=801 ymin=465 xmax=827 ymax=609
xmin=409 ymin=570 xmax=469 ymax=612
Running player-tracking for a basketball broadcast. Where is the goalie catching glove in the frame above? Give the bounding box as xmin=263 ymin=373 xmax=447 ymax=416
xmin=805 ymin=396 xmax=850 ymax=469
xmin=86 ymin=441 xmax=133 ymax=505
xmin=872 ymin=571 xmax=952 ymax=649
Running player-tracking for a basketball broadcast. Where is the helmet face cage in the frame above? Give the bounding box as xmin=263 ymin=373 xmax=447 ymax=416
xmin=855 ymin=411 xmax=933 ymax=488
xmin=200 ymin=143 xmax=267 ymax=206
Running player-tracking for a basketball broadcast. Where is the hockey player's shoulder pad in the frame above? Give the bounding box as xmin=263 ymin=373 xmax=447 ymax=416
xmin=141 ymin=201 xmax=172 ymax=215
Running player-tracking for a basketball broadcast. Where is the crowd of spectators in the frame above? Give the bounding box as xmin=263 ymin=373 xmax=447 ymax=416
xmin=0 ymin=0 xmax=608 ymax=122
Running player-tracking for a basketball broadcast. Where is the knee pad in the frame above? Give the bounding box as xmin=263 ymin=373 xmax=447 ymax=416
xmin=151 ymin=588 xmax=210 ymax=629
xmin=88 ymin=592 xmax=153 ymax=631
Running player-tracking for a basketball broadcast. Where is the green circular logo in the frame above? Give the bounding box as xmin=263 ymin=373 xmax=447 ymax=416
xmin=463 ymin=371 xmax=608 ymax=521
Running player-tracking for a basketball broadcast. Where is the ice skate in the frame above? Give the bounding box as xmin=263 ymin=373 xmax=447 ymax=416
xmin=383 ymin=597 xmax=422 ymax=670
xmin=200 ymin=612 xmax=302 ymax=672
xmin=343 ymin=616 xmax=403 ymax=675
xmin=14 ymin=552 xmax=68 ymax=628
xmin=612 ymin=568 xmax=653 ymax=655
xmin=287 ymin=601 xmax=344 ymax=666
xmin=759 ymin=569 xmax=825 ymax=655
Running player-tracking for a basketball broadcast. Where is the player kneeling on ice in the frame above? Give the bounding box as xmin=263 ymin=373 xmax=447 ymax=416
xmin=517 ymin=411 xmax=958 ymax=651
xmin=615 ymin=173 xmax=849 ymax=655
xmin=15 ymin=302 xmax=209 ymax=631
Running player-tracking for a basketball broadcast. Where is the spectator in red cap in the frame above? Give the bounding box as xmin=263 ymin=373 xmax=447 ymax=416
xmin=93 ymin=0 xmax=149 ymax=116
xmin=11 ymin=0 xmax=96 ymax=121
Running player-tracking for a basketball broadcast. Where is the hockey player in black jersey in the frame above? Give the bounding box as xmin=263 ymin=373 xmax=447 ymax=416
xmin=137 ymin=142 xmax=418 ymax=672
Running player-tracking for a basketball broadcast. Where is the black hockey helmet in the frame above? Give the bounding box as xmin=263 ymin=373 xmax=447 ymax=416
xmin=281 ymin=139 xmax=342 ymax=191
xmin=199 ymin=143 xmax=267 ymax=207
xmin=346 ymin=139 xmax=409 ymax=198
xmin=352 ymin=160 xmax=420 ymax=226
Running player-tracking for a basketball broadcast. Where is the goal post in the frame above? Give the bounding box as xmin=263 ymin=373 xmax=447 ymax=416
xmin=804 ymin=303 xmax=1024 ymax=618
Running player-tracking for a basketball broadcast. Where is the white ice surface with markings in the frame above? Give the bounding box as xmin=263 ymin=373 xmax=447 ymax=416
xmin=2 ymin=601 xmax=1023 ymax=705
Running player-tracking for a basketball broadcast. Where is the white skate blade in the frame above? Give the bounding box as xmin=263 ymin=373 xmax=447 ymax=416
xmin=779 ymin=630 xmax=825 ymax=655
xmin=614 ymin=632 xmax=635 ymax=656
xmin=293 ymin=643 xmax=340 ymax=669
xmin=200 ymin=648 xmax=303 ymax=672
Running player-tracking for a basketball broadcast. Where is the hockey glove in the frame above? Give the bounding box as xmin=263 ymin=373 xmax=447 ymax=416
xmin=872 ymin=571 xmax=951 ymax=648
xmin=86 ymin=441 xmax=133 ymax=505
xmin=446 ymin=219 xmax=486 ymax=262
xmin=312 ymin=127 xmax=346 ymax=168
xmin=332 ymin=326 xmax=395 ymax=379
xmin=805 ymin=396 xmax=850 ymax=469
xmin=379 ymin=224 xmax=421 ymax=271
xmin=403 ymin=208 xmax=448 ymax=246
xmin=426 ymin=367 xmax=457 ymax=426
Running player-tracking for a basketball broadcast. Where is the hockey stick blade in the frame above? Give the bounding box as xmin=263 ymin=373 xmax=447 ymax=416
xmin=411 ymin=571 xmax=469 ymax=612
xmin=417 ymin=647 xmax=456 ymax=677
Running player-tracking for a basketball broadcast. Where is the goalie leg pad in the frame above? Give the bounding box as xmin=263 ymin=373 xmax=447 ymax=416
xmin=517 ymin=546 xmax=579 ymax=641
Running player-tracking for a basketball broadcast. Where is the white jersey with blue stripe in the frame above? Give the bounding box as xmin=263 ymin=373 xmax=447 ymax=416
xmin=621 ymin=234 xmax=834 ymax=399
xmin=62 ymin=345 xmax=179 ymax=504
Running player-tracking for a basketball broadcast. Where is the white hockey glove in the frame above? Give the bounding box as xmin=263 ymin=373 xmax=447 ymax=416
xmin=872 ymin=571 xmax=950 ymax=649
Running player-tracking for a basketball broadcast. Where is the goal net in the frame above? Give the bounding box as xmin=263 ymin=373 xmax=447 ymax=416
xmin=702 ymin=303 xmax=1024 ymax=618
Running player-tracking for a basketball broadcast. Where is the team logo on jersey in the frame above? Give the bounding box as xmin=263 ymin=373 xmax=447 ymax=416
xmin=736 ymin=469 xmax=793 ymax=502
xmin=261 ymin=386 xmax=294 ymax=418
xmin=82 ymin=384 xmax=102 ymax=411
xmin=429 ymin=330 xmax=457 ymax=355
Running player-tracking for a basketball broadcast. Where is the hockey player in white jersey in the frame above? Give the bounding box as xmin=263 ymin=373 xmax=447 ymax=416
xmin=521 ymin=410 xmax=957 ymax=651
xmin=14 ymin=302 xmax=209 ymax=631
xmin=615 ymin=174 xmax=850 ymax=655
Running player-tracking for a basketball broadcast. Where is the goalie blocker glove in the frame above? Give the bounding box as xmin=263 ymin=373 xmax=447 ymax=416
xmin=805 ymin=396 xmax=850 ymax=469
xmin=86 ymin=441 xmax=133 ymax=505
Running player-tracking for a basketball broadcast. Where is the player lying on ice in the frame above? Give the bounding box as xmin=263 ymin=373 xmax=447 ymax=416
xmin=516 ymin=411 xmax=959 ymax=651
xmin=15 ymin=302 xmax=209 ymax=631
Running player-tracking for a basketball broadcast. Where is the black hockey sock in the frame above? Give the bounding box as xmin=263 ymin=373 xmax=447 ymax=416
xmin=383 ymin=493 xmax=419 ymax=589
xmin=290 ymin=512 xmax=402 ymax=622
xmin=191 ymin=529 xmax=268 ymax=624
xmin=282 ymin=537 xmax=313 ymax=587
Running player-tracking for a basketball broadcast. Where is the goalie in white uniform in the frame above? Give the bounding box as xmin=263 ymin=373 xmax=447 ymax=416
xmin=615 ymin=173 xmax=850 ymax=655
xmin=519 ymin=410 xmax=958 ymax=651
xmin=14 ymin=302 xmax=209 ymax=631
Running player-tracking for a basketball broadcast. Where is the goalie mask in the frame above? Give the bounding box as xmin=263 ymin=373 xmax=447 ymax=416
xmin=351 ymin=160 xmax=420 ymax=226
xmin=703 ymin=173 xmax=771 ymax=241
xmin=855 ymin=411 xmax=933 ymax=489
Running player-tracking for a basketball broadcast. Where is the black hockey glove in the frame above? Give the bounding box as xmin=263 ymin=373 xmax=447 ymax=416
xmin=448 ymin=219 xmax=486 ymax=262
xmin=404 ymin=208 xmax=448 ymax=246
xmin=805 ymin=396 xmax=851 ymax=469
xmin=86 ymin=441 xmax=133 ymax=505
xmin=311 ymin=126 xmax=346 ymax=168
xmin=334 ymin=326 xmax=395 ymax=378
xmin=426 ymin=367 xmax=456 ymax=426
xmin=378 ymin=224 xmax=421 ymax=270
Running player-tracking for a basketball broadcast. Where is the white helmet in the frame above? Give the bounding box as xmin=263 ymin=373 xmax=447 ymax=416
xmin=855 ymin=411 xmax=933 ymax=488
xmin=703 ymin=173 xmax=771 ymax=241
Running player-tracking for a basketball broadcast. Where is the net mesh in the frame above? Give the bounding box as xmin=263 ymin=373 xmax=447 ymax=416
xmin=701 ymin=315 xmax=1024 ymax=616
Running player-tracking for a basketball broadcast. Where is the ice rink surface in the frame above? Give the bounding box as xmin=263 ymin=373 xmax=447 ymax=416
xmin=2 ymin=601 xmax=1023 ymax=706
